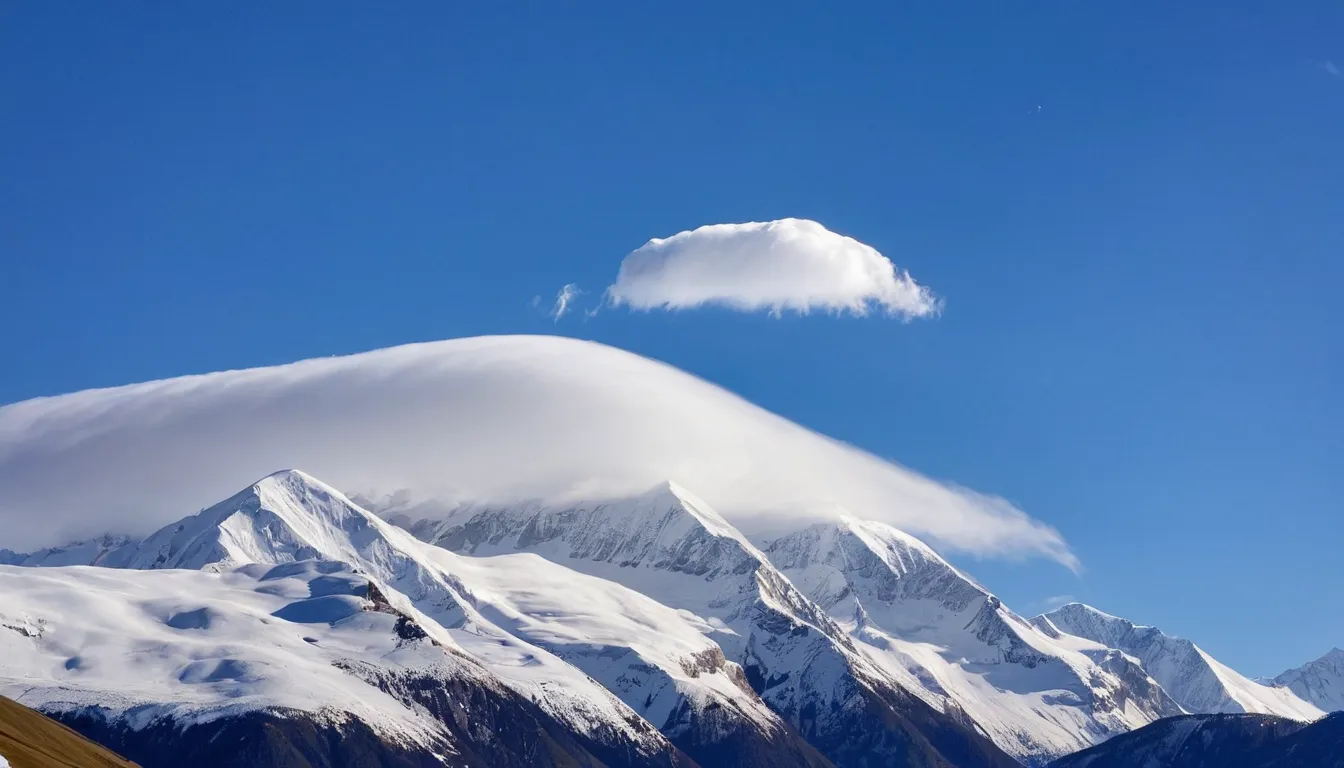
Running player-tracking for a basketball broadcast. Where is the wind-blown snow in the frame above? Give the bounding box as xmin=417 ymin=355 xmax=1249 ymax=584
xmin=606 ymin=219 xmax=940 ymax=318
xmin=0 ymin=336 xmax=1073 ymax=567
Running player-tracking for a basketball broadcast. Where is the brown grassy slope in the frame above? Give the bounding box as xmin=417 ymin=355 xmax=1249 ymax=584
xmin=0 ymin=696 xmax=137 ymax=768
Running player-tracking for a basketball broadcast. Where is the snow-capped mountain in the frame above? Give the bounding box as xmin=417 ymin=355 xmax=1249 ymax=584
xmin=408 ymin=481 xmax=1018 ymax=768
xmin=3 ymin=468 xmax=1328 ymax=767
xmin=762 ymin=517 xmax=1183 ymax=762
xmin=1 ymin=471 xmax=845 ymax=768
xmin=1034 ymin=603 xmax=1322 ymax=721
xmin=1270 ymin=648 xmax=1344 ymax=713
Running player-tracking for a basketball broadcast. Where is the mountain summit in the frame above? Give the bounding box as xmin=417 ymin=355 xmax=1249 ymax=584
xmin=1271 ymin=647 xmax=1344 ymax=713
xmin=1035 ymin=603 xmax=1322 ymax=720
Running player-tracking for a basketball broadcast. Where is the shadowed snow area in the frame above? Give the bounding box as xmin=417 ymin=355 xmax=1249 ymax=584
xmin=0 ymin=335 xmax=1074 ymax=567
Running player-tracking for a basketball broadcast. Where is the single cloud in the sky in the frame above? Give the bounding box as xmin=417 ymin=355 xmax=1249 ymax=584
xmin=606 ymin=218 xmax=940 ymax=319
xmin=551 ymin=283 xmax=581 ymax=321
xmin=1323 ymin=61 xmax=1342 ymax=79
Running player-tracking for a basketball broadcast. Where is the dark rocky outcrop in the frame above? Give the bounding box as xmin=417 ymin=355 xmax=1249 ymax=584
xmin=1049 ymin=712 xmax=1344 ymax=768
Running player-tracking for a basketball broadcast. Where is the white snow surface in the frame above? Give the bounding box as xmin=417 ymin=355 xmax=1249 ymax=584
xmin=0 ymin=560 xmax=450 ymax=745
xmin=0 ymin=335 xmax=1074 ymax=568
xmin=606 ymin=218 xmax=940 ymax=318
xmin=1271 ymin=647 xmax=1344 ymax=712
xmin=1038 ymin=603 xmax=1323 ymax=721
xmin=3 ymin=470 xmax=770 ymax=754
xmin=410 ymin=483 xmax=1174 ymax=762
xmin=762 ymin=516 xmax=1182 ymax=761
xmin=411 ymin=481 xmax=898 ymax=744
xmin=1 ymin=467 xmax=1324 ymax=765
xmin=418 ymin=546 xmax=784 ymax=737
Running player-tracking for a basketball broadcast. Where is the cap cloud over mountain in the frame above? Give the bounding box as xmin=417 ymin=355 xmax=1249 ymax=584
xmin=0 ymin=335 xmax=1075 ymax=567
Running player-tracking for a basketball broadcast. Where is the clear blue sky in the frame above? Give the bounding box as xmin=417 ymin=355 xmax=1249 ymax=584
xmin=2 ymin=3 xmax=1340 ymax=676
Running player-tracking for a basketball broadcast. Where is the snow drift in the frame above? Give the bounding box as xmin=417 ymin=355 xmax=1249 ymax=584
xmin=0 ymin=335 xmax=1073 ymax=567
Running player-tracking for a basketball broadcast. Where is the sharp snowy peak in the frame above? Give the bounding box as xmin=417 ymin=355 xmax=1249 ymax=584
xmin=12 ymin=470 xmax=695 ymax=767
xmin=412 ymin=481 xmax=1019 ymax=768
xmin=1272 ymin=647 xmax=1344 ymax=713
xmin=763 ymin=517 xmax=1181 ymax=762
xmin=7 ymin=471 xmax=849 ymax=768
xmin=1036 ymin=603 xmax=1322 ymax=721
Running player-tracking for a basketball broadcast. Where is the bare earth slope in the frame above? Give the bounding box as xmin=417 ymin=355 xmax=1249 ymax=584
xmin=0 ymin=695 xmax=137 ymax=768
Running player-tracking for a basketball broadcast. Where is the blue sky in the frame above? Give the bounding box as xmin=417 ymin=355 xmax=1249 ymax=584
xmin=2 ymin=3 xmax=1340 ymax=676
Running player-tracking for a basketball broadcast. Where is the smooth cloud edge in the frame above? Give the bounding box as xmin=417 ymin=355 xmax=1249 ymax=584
xmin=0 ymin=335 xmax=1074 ymax=570
xmin=603 ymin=218 xmax=943 ymax=320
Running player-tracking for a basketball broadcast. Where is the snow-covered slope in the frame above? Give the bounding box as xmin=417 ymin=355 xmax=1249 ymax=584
xmin=414 ymin=547 xmax=829 ymax=767
xmin=1036 ymin=603 xmax=1322 ymax=721
xmin=13 ymin=470 xmax=836 ymax=767
xmin=103 ymin=470 xmax=728 ymax=764
xmin=0 ymin=561 xmax=450 ymax=744
xmin=0 ymin=558 xmax=701 ymax=768
xmin=0 ymin=535 xmax=132 ymax=567
xmin=411 ymin=481 xmax=1019 ymax=768
xmin=762 ymin=517 xmax=1181 ymax=763
xmin=1271 ymin=648 xmax=1344 ymax=713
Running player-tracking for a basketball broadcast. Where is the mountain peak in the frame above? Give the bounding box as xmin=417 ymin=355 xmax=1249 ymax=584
xmin=252 ymin=467 xmax=342 ymax=498
xmin=99 ymin=468 xmax=387 ymax=572
xmin=1271 ymin=646 xmax=1344 ymax=713
xmin=767 ymin=513 xmax=987 ymax=602
xmin=1046 ymin=603 xmax=1324 ymax=719
xmin=257 ymin=467 xmax=317 ymax=483
xmin=1042 ymin=602 xmax=1147 ymax=632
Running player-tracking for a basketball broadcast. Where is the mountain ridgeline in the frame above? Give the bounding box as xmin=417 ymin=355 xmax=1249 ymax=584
xmin=0 ymin=470 xmax=1332 ymax=767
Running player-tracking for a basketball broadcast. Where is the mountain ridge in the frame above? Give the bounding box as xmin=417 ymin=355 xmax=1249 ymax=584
xmin=1036 ymin=603 xmax=1322 ymax=721
xmin=762 ymin=516 xmax=1182 ymax=762
xmin=2 ymin=468 xmax=1327 ymax=767
xmin=1270 ymin=647 xmax=1344 ymax=713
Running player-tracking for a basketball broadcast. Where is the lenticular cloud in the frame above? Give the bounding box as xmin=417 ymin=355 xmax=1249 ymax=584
xmin=0 ymin=336 xmax=1073 ymax=568
xmin=607 ymin=218 xmax=940 ymax=318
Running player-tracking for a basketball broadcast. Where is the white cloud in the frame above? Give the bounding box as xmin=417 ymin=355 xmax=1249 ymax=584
xmin=0 ymin=336 xmax=1074 ymax=569
xmin=1324 ymin=61 xmax=1342 ymax=79
xmin=606 ymin=218 xmax=940 ymax=318
xmin=551 ymin=283 xmax=581 ymax=321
